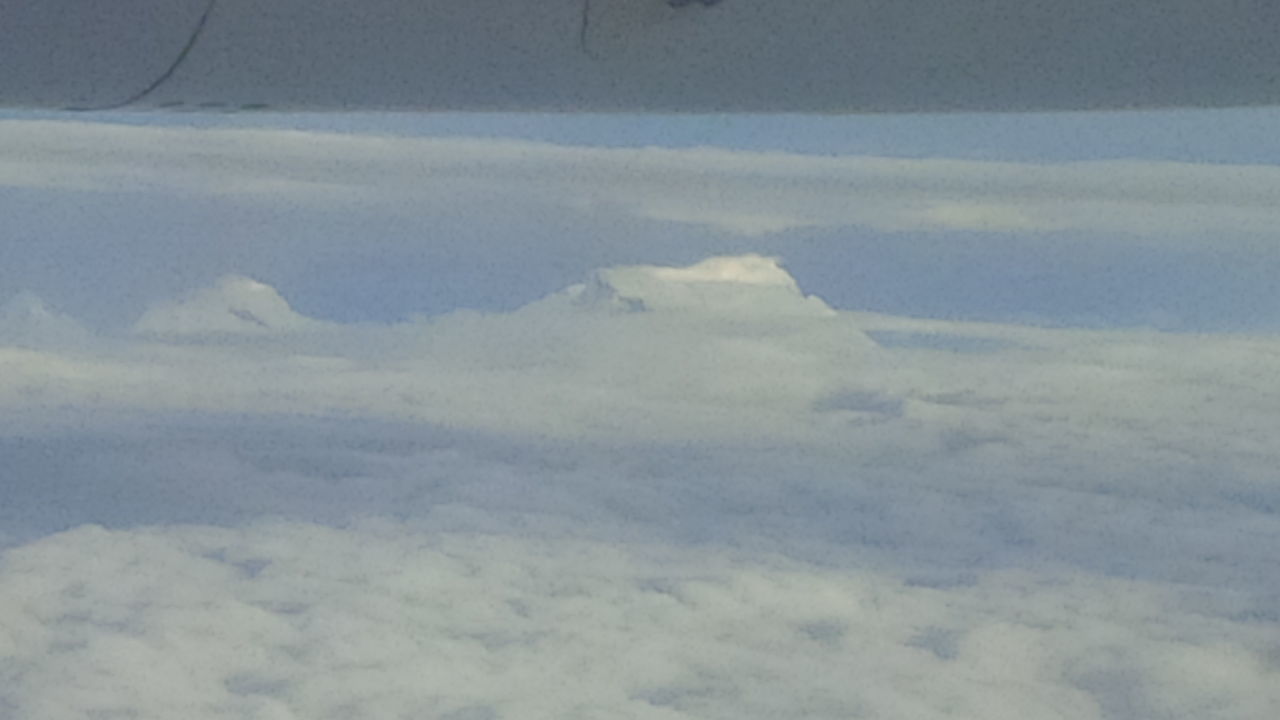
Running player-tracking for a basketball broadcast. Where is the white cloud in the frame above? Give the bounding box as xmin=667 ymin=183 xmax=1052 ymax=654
xmin=2 ymin=256 xmax=882 ymax=443
xmin=1 ymin=522 xmax=1276 ymax=720
xmin=5 ymin=114 xmax=1279 ymax=717
xmin=5 ymin=119 xmax=1280 ymax=244
xmin=1 ymin=254 xmax=1277 ymax=468
xmin=918 ymin=202 xmax=1051 ymax=232
xmin=2 ymin=254 xmax=1278 ymax=718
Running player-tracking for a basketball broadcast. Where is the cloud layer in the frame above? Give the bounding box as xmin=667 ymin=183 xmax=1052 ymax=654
xmin=2 ymin=255 xmax=1278 ymax=718
xmin=3 ymin=522 xmax=1277 ymax=720
xmin=6 ymin=119 xmax=1280 ymax=243
xmin=4 ymin=255 xmax=1276 ymax=466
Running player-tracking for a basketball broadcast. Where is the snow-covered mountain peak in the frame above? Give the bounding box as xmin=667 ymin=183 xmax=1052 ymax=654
xmin=0 ymin=291 xmax=90 ymax=346
xmin=133 ymin=275 xmax=317 ymax=336
xmin=563 ymin=255 xmax=833 ymax=317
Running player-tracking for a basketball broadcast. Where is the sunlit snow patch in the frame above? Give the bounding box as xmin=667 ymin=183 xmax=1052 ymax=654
xmin=560 ymin=254 xmax=835 ymax=317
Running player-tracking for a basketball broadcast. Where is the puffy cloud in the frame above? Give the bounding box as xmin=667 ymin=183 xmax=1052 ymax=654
xmin=1 ymin=254 xmax=1277 ymax=468
xmin=1 ymin=522 xmax=1277 ymax=720
xmin=2 ymin=254 xmax=1279 ymax=718
xmin=2 ymin=256 xmax=882 ymax=443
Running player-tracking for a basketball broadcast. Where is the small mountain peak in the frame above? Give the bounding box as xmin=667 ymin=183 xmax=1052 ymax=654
xmin=569 ymin=271 xmax=650 ymax=314
xmin=133 ymin=275 xmax=316 ymax=336
xmin=0 ymin=291 xmax=90 ymax=346
xmin=1 ymin=291 xmax=54 ymax=320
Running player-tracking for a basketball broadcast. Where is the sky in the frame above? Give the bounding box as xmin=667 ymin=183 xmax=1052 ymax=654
xmin=1 ymin=109 xmax=1279 ymax=719
xmin=4 ymin=109 xmax=1280 ymax=331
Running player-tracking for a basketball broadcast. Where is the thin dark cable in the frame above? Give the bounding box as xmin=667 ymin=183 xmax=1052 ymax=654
xmin=70 ymin=0 xmax=220 ymax=111
xmin=579 ymin=0 xmax=594 ymax=57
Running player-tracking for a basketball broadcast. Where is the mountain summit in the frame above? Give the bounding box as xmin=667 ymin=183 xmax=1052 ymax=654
xmin=133 ymin=276 xmax=317 ymax=336
xmin=562 ymin=255 xmax=834 ymax=317
xmin=0 ymin=292 xmax=90 ymax=347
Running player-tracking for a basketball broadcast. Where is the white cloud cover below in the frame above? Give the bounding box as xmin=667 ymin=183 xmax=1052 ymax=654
xmin=2 ymin=521 xmax=1278 ymax=720
xmin=2 ymin=255 xmax=1279 ymax=718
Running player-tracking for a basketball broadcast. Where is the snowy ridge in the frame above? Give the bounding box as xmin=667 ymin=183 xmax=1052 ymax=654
xmin=132 ymin=275 xmax=319 ymax=336
xmin=0 ymin=291 xmax=90 ymax=347
xmin=563 ymin=255 xmax=834 ymax=317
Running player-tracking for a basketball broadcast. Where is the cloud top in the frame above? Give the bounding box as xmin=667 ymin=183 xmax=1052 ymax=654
xmin=2 ymin=253 xmax=1277 ymax=464
xmin=2 ymin=253 xmax=1279 ymax=719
